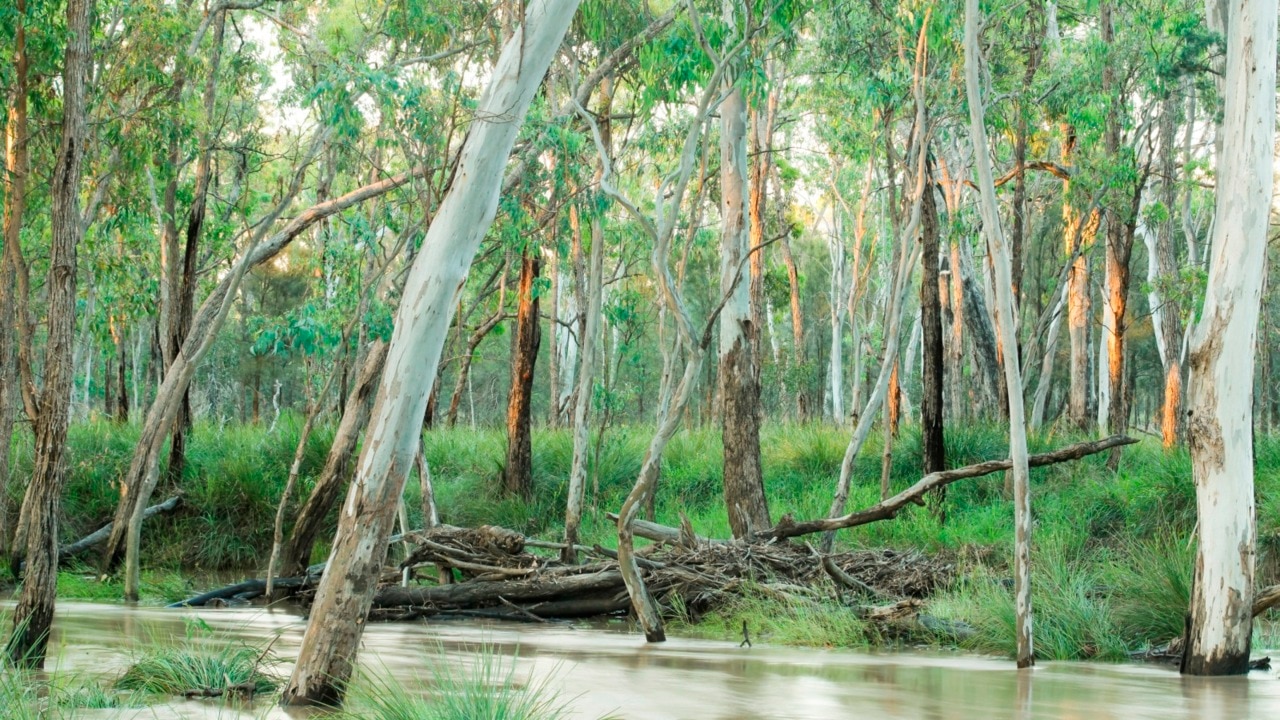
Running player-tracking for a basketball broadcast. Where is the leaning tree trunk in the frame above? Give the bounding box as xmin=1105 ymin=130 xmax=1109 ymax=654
xmin=281 ymin=2 xmax=579 ymax=705
xmin=822 ymin=23 xmax=929 ymax=552
xmin=0 ymin=0 xmax=30 ymax=561
xmin=965 ymin=0 xmax=1034 ymax=668
xmin=97 ymin=142 xmax=420 ymax=591
xmin=1180 ymin=0 xmax=1274 ymax=676
xmin=277 ymin=340 xmax=388 ymax=578
xmin=8 ymin=0 xmax=91 ymax=668
xmin=503 ymin=249 xmax=542 ymax=499
xmin=718 ymin=51 xmax=769 ymax=539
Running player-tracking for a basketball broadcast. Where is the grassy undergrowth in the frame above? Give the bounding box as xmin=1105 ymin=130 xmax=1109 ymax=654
xmin=6 ymin=418 xmax=1280 ymax=661
xmin=345 ymin=647 xmax=595 ymax=720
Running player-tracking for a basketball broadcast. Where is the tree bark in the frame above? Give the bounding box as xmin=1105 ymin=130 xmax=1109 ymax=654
xmin=0 ymin=0 xmax=30 ymax=561
xmin=562 ymin=80 xmax=611 ymax=563
xmin=1063 ymin=126 xmax=1095 ymax=430
xmin=281 ymin=2 xmax=578 ymax=704
xmin=1153 ymin=94 xmax=1185 ymax=447
xmin=718 ymin=43 xmax=769 ymax=539
xmin=920 ymin=167 xmax=946 ymax=513
xmin=503 ymin=250 xmax=542 ymax=499
xmin=1181 ymin=0 xmax=1274 ymax=676
xmin=965 ymin=0 xmax=1034 ymax=667
xmin=9 ymin=0 xmax=92 ymax=668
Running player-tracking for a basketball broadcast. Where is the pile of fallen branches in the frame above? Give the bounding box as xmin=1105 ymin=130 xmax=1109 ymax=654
xmin=175 ymin=435 xmax=1137 ymax=635
xmin=267 ymin=522 xmax=956 ymax=627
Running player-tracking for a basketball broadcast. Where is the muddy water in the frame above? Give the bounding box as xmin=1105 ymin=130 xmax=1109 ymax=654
xmin=24 ymin=601 xmax=1280 ymax=719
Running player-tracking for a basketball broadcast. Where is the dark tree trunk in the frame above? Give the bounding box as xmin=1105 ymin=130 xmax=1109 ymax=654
xmin=503 ymin=250 xmax=541 ymax=499
xmin=9 ymin=0 xmax=91 ymax=668
xmin=920 ymin=173 xmax=947 ymax=516
xmin=278 ymin=341 xmax=388 ymax=578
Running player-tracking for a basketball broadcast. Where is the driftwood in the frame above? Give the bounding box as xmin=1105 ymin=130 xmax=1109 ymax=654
xmin=757 ymin=435 xmax=1136 ymax=541
xmin=60 ymin=495 xmax=183 ymax=562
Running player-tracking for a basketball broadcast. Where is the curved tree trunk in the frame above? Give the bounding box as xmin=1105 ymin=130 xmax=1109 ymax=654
xmin=1181 ymin=0 xmax=1274 ymax=676
xmin=8 ymin=0 xmax=91 ymax=667
xmin=280 ymin=3 xmax=578 ymax=704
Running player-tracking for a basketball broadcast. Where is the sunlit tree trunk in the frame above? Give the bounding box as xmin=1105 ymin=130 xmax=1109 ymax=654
xmin=503 ymin=249 xmax=541 ymax=499
xmin=9 ymin=0 xmax=92 ymax=667
xmin=281 ymin=3 xmax=578 ymax=704
xmin=1063 ymin=126 xmax=1092 ymax=430
xmin=1181 ymin=0 xmax=1274 ymax=676
xmin=718 ymin=34 xmax=769 ymax=538
xmin=1152 ymin=94 xmax=1186 ymax=447
xmin=965 ymin=0 xmax=1034 ymax=667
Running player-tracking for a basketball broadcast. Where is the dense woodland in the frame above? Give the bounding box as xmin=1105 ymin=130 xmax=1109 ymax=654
xmin=0 ymin=0 xmax=1277 ymax=709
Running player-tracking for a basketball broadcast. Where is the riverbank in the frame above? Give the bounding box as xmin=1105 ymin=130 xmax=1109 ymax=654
xmin=5 ymin=600 xmax=1280 ymax=719
xmin=7 ymin=419 xmax=1280 ymax=661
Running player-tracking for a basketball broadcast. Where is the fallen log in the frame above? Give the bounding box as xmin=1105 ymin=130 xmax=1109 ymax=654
xmin=604 ymin=513 xmax=727 ymax=546
xmin=60 ymin=495 xmax=184 ymax=563
xmin=1253 ymin=584 xmax=1280 ymax=617
xmin=168 ymin=575 xmax=316 ymax=608
xmin=756 ymin=435 xmax=1137 ymax=541
xmin=370 ymin=569 xmax=625 ymax=609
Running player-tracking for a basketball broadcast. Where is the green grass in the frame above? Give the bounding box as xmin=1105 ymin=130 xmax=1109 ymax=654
xmin=114 ymin=620 xmax=279 ymax=697
xmin=344 ymin=646 xmax=598 ymax=720
xmin=671 ymin=589 xmax=871 ymax=648
xmin=6 ymin=417 xmax=1275 ymax=662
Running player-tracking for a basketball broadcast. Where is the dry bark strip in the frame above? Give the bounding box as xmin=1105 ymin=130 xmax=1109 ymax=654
xmin=756 ymin=435 xmax=1136 ymax=541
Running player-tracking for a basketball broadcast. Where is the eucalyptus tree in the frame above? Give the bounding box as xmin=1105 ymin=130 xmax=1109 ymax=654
xmin=8 ymin=0 xmax=94 ymax=667
xmin=964 ymin=0 xmax=1033 ymax=667
xmin=717 ymin=0 xmax=770 ymax=539
xmin=282 ymin=0 xmax=581 ymax=704
xmin=1181 ymin=0 xmax=1275 ymax=676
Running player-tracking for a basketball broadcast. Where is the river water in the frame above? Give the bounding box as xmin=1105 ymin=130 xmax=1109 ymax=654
xmin=22 ymin=600 xmax=1280 ymax=719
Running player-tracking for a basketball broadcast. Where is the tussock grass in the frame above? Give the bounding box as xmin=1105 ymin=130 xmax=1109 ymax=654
xmin=674 ymin=590 xmax=870 ymax=648
xmin=344 ymin=647 xmax=593 ymax=720
xmin=114 ymin=621 xmax=279 ymax=697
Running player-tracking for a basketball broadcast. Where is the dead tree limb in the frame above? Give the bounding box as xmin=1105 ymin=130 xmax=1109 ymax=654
xmin=59 ymin=495 xmax=183 ymax=562
xmin=1253 ymin=585 xmax=1280 ymax=617
xmin=756 ymin=435 xmax=1137 ymax=542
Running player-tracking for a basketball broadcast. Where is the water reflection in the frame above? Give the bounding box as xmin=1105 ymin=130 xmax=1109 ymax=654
xmin=15 ymin=601 xmax=1280 ymax=719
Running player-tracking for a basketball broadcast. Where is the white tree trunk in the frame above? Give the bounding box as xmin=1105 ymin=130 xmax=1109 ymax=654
xmin=965 ymin=0 xmax=1034 ymax=668
xmin=1181 ymin=0 xmax=1275 ymax=676
xmin=281 ymin=1 xmax=579 ymax=705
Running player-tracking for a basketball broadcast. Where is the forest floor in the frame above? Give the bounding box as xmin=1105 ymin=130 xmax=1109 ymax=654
xmin=10 ymin=417 xmax=1280 ymax=663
